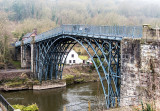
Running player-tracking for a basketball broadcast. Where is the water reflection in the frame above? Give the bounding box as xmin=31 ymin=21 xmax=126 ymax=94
xmin=0 ymin=82 xmax=105 ymax=111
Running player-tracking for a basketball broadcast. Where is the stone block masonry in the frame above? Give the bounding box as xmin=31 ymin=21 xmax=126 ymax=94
xmin=120 ymin=37 xmax=160 ymax=107
xmin=120 ymin=38 xmax=141 ymax=106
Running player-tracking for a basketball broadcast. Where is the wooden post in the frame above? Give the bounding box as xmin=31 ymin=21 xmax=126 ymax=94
xmin=63 ymin=106 xmax=66 ymax=111
xmin=115 ymin=97 xmax=117 ymax=107
xmin=88 ymin=101 xmax=91 ymax=111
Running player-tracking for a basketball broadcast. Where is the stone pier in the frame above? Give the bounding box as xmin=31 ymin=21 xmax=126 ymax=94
xmin=21 ymin=41 xmax=31 ymax=68
xmin=120 ymin=24 xmax=160 ymax=107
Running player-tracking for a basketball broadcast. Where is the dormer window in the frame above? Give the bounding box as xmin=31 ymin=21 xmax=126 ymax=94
xmin=71 ymin=54 xmax=74 ymax=58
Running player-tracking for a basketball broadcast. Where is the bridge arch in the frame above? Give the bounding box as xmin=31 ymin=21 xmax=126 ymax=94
xmin=35 ymin=35 xmax=121 ymax=108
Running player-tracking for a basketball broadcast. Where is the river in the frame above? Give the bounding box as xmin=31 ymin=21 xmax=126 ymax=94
xmin=0 ymin=82 xmax=105 ymax=111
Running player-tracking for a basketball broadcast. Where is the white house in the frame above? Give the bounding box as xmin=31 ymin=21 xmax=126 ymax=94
xmin=64 ymin=49 xmax=83 ymax=65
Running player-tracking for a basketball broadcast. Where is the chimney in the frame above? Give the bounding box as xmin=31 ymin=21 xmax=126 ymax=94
xmin=33 ymin=28 xmax=37 ymax=35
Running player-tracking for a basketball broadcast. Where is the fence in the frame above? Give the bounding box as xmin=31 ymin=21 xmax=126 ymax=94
xmin=63 ymin=101 xmax=91 ymax=111
xmin=0 ymin=94 xmax=14 ymax=111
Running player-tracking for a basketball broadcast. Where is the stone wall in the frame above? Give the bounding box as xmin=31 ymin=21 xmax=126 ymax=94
xmin=139 ymin=42 xmax=160 ymax=101
xmin=120 ymin=38 xmax=141 ymax=106
xmin=120 ymin=38 xmax=160 ymax=107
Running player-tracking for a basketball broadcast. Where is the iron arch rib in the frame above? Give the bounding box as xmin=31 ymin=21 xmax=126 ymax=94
xmin=35 ymin=36 xmax=121 ymax=108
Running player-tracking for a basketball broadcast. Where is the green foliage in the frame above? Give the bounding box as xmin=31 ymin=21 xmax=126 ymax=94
xmin=91 ymin=58 xmax=102 ymax=71
xmin=74 ymin=78 xmax=84 ymax=83
xmin=33 ymin=80 xmax=40 ymax=85
xmin=141 ymin=101 xmax=155 ymax=111
xmin=12 ymin=104 xmax=39 ymax=111
xmin=0 ymin=34 xmax=12 ymax=69
xmin=65 ymin=75 xmax=74 ymax=85
xmin=5 ymin=81 xmax=23 ymax=87
xmin=13 ymin=104 xmax=24 ymax=110
xmin=141 ymin=101 xmax=145 ymax=111
xmin=4 ymin=77 xmax=28 ymax=87
xmin=10 ymin=60 xmax=21 ymax=69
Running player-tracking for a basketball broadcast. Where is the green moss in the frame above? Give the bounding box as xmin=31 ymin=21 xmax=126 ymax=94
xmin=74 ymin=78 xmax=84 ymax=83
xmin=64 ymin=75 xmax=74 ymax=79
xmin=65 ymin=75 xmax=74 ymax=85
xmin=12 ymin=104 xmax=39 ymax=111
xmin=5 ymin=81 xmax=23 ymax=87
xmin=10 ymin=60 xmax=21 ymax=69
xmin=3 ymin=76 xmax=33 ymax=88
xmin=33 ymin=80 xmax=40 ymax=85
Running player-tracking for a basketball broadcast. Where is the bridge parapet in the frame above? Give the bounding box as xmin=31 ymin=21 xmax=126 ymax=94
xmin=62 ymin=24 xmax=142 ymax=38
xmin=143 ymin=24 xmax=160 ymax=41
xmin=15 ymin=25 xmax=142 ymax=47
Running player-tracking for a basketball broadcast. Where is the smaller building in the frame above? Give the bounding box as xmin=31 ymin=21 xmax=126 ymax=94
xmin=22 ymin=29 xmax=37 ymax=40
xmin=64 ymin=49 xmax=92 ymax=65
xmin=64 ymin=49 xmax=83 ymax=65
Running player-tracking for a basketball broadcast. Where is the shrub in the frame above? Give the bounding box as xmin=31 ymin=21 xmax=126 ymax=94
xmin=141 ymin=101 xmax=155 ymax=111
xmin=12 ymin=104 xmax=39 ymax=111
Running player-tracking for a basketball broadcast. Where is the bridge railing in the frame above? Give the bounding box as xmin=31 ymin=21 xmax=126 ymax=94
xmin=35 ymin=27 xmax=62 ymax=42
xmin=62 ymin=24 xmax=142 ymax=38
xmin=15 ymin=24 xmax=142 ymax=47
xmin=0 ymin=94 xmax=14 ymax=111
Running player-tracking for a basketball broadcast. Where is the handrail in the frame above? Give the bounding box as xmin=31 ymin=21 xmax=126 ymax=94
xmin=0 ymin=94 xmax=14 ymax=111
xmin=15 ymin=25 xmax=143 ymax=47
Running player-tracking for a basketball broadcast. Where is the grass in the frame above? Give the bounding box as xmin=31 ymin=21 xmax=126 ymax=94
xmin=64 ymin=75 xmax=74 ymax=85
xmin=141 ymin=101 xmax=155 ymax=111
xmin=3 ymin=74 xmax=33 ymax=88
xmin=10 ymin=60 xmax=21 ymax=69
xmin=5 ymin=81 xmax=23 ymax=87
xmin=74 ymin=78 xmax=84 ymax=83
xmin=78 ymin=55 xmax=88 ymax=60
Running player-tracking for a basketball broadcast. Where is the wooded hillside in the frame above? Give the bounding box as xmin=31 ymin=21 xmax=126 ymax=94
xmin=0 ymin=0 xmax=160 ymax=68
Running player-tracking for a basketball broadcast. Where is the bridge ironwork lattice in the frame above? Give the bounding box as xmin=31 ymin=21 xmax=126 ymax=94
xmin=15 ymin=25 xmax=143 ymax=109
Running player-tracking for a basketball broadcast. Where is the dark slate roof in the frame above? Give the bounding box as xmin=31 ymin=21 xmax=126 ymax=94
xmin=23 ymin=33 xmax=33 ymax=38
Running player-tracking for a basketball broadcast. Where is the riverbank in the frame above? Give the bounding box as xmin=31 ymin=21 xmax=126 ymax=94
xmin=0 ymin=65 xmax=99 ymax=91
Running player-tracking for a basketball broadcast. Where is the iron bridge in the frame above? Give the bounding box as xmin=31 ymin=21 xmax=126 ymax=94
xmin=15 ymin=25 xmax=142 ymax=108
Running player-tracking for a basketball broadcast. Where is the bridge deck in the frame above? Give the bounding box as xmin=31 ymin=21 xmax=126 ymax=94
xmin=15 ymin=25 xmax=142 ymax=47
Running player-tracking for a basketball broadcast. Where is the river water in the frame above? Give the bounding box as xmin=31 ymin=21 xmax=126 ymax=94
xmin=0 ymin=82 xmax=105 ymax=111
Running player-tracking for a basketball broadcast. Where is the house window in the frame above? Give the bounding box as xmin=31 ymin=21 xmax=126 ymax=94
xmin=69 ymin=60 xmax=72 ymax=63
xmin=73 ymin=60 xmax=76 ymax=63
xmin=71 ymin=54 xmax=74 ymax=58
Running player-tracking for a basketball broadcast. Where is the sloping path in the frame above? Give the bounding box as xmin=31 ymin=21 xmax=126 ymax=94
xmin=0 ymin=69 xmax=30 ymax=73
xmin=0 ymin=69 xmax=31 ymax=80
